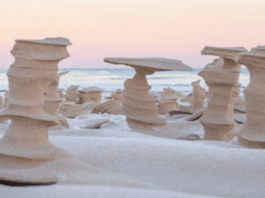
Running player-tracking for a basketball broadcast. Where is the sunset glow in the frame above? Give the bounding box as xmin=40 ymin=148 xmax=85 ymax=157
xmin=1 ymin=0 xmax=264 ymax=68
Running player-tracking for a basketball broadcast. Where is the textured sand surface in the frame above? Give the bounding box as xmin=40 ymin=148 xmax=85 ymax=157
xmin=0 ymin=113 xmax=261 ymax=198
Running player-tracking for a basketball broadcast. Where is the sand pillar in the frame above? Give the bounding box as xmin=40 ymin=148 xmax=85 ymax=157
xmin=158 ymin=87 xmax=178 ymax=115
xmin=65 ymin=85 xmax=79 ymax=103
xmin=237 ymin=46 xmax=265 ymax=148
xmin=122 ymin=67 xmax=167 ymax=126
xmin=103 ymin=57 xmax=193 ymax=126
xmin=43 ymin=76 xmax=63 ymax=130
xmin=198 ymin=46 xmax=247 ymax=141
xmin=0 ymin=38 xmax=72 ymax=184
xmin=78 ymin=87 xmax=103 ymax=104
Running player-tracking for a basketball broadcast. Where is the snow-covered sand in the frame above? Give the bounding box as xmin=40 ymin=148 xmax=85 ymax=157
xmin=0 ymin=111 xmax=263 ymax=198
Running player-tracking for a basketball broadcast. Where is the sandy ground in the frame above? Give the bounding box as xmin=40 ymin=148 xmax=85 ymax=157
xmin=0 ymin=111 xmax=263 ymax=198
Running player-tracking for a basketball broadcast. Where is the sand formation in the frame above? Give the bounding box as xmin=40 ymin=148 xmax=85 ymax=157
xmin=180 ymin=93 xmax=192 ymax=102
xmin=78 ymin=87 xmax=103 ymax=104
xmin=0 ymin=96 xmax=3 ymax=110
xmin=65 ymin=104 xmax=88 ymax=118
xmin=190 ymin=80 xmax=206 ymax=113
xmin=185 ymin=58 xmax=224 ymax=122
xmin=56 ymin=71 xmax=68 ymax=99
xmin=59 ymin=102 xmax=76 ymax=114
xmin=198 ymin=46 xmax=247 ymax=141
xmin=57 ymin=88 xmax=65 ymax=99
xmin=109 ymin=88 xmax=123 ymax=101
xmin=234 ymin=94 xmax=246 ymax=113
xmin=91 ymin=100 xmax=122 ymax=115
xmin=65 ymin=85 xmax=79 ymax=103
xmin=4 ymin=91 xmax=9 ymax=107
xmin=43 ymin=72 xmax=69 ymax=130
xmin=0 ymin=38 xmax=74 ymax=184
xmin=158 ymin=87 xmax=178 ymax=115
xmin=104 ymin=57 xmax=192 ymax=126
xmin=91 ymin=89 xmax=123 ymax=115
xmin=236 ymin=46 xmax=265 ymax=148
xmin=1 ymin=39 xmax=265 ymax=197
xmin=43 ymin=75 xmax=63 ymax=130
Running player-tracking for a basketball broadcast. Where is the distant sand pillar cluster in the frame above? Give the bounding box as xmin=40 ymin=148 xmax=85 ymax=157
xmin=0 ymin=38 xmax=73 ymax=184
xmin=198 ymin=46 xmax=247 ymax=141
xmin=237 ymin=46 xmax=265 ymax=148
xmin=104 ymin=57 xmax=192 ymax=126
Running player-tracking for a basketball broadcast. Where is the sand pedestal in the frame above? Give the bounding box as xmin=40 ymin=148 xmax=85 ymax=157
xmin=110 ymin=89 xmax=123 ymax=101
xmin=78 ymin=87 xmax=103 ymax=104
xmin=65 ymin=85 xmax=79 ymax=103
xmin=158 ymin=87 xmax=178 ymax=115
xmin=198 ymin=46 xmax=247 ymax=141
xmin=237 ymin=46 xmax=265 ymax=148
xmin=104 ymin=57 xmax=192 ymax=126
xmin=92 ymin=89 xmax=123 ymax=115
xmin=0 ymin=38 xmax=73 ymax=184
xmin=65 ymin=104 xmax=87 ymax=118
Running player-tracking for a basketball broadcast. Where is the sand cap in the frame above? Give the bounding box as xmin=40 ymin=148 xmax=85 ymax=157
xmin=201 ymin=46 xmax=247 ymax=62
xmin=104 ymin=57 xmax=193 ymax=71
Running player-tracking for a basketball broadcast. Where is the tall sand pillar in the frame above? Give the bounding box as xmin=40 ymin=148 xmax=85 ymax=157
xmin=198 ymin=46 xmax=247 ymax=140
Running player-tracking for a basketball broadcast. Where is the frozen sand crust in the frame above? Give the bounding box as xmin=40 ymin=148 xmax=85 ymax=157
xmin=0 ymin=186 xmax=219 ymax=198
xmin=46 ymin=134 xmax=265 ymax=198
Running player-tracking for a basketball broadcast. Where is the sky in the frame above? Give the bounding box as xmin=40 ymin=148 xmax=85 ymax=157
xmin=0 ymin=0 xmax=264 ymax=68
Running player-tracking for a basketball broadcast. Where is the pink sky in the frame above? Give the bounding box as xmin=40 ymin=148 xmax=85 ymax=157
xmin=0 ymin=0 xmax=264 ymax=68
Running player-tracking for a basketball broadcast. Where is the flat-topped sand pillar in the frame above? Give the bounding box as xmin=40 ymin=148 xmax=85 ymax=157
xmin=237 ymin=46 xmax=265 ymax=148
xmin=104 ymin=57 xmax=192 ymax=126
xmin=198 ymin=46 xmax=247 ymax=141
xmin=0 ymin=38 xmax=73 ymax=185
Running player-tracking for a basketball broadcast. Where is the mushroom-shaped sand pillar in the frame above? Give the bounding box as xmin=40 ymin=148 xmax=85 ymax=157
xmin=104 ymin=57 xmax=192 ymax=126
xmin=0 ymin=38 xmax=73 ymax=184
xmin=198 ymin=46 xmax=247 ymax=141
xmin=237 ymin=46 xmax=265 ymax=148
